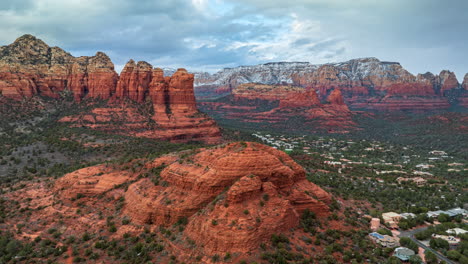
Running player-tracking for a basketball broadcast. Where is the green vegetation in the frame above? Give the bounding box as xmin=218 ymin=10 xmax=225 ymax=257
xmin=1 ymin=96 xmax=467 ymax=264
xmin=399 ymin=237 xmax=418 ymax=252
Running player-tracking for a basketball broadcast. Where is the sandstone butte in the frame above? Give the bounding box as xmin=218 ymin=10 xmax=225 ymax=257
xmin=0 ymin=34 xmax=221 ymax=144
xmin=54 ymin=142 xmax=332 ymax=256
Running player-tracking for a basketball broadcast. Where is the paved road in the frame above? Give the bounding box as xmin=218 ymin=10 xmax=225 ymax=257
xmin=398 ymin=227 xmax=455 ymax=264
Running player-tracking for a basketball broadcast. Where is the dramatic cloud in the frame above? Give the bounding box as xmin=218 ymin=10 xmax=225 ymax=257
xmin=0 ymin=0 xmax=467 ymax=78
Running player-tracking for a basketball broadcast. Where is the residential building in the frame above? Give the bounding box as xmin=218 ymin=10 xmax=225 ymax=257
xmin=428 ymin=208 xmax=468 ymax=218
xmin=376 ymin=170 xmax=406 ymax=175
xmin=445 ymin=208 xmax=467 ymax=218
xmin=432 ymin=234 xmax=460 ymax=248
xmin=369 ymin=232 xmax=398 ymax=248
xmin=396 ymin=177 xmax=427 ymax=186
xmin=429 ymin=150 xmax=447 ymax=156
xmin=446 ymin=228 xmax=468 ymax=236
xmin=416 ymin=164 xmax=434 ymax=169
xmin=412 ymin=171 xmax=433 ymax=176
xmin=400 ymin=213 xmax=416 ymax=219
xmin=324 ymin=161 xmax=342 ymax=166
xmin=370 ymin=218 xmax=380 ymax=231
xmin=427 ymin=210 xmax=445 ymax=218
xmin=382 ymin=212 xmax=402 ymax=229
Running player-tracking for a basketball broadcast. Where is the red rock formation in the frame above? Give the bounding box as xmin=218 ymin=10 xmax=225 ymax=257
xmin=352 ymin=97 xmax=451 ymax=111
xmin=385 ymin=83 xmax=436 ymax=96
xmin=233 ymin=83 xmax=304 ymax=102
xmin=121 ymin=142 xmax=330 ymax=254
xmin=165 ymin=68 xmax=197 ymax=112
xmin=148 ymin=68 xmax=169 ymax=115
xmin=199 ymin=84 xmax=356 ymax=132
xmin=0 ymin=35 xmax=118 ymax=101
xmin=463 ymin=73 xmax=468 ymax=91
xmin=327 ymin=89 xmax=345 ymax=105
xmin=60 ymin=68 xmax=221 ymax=144
xmin=278 ymin=88 xmax=320 ymax=108
xmin=114 ymin=60 xmax=152 ymax=102
xmin=85 ymin=52 xmax=119 ymax=100
xmin=438 ymin=70 xmax=459 ymax=94
xmin=0 ymin=35 xmax=220 ymax=143
xmin=54 ymin=165 xmax=136 ymax=200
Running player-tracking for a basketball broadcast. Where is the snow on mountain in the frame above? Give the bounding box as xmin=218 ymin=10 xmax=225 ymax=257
xmin=193 ymin=57 xmax=404 ymax=87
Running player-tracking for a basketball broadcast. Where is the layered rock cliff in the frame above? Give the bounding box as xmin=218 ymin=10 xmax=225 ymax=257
xmin=114 ymin=60 xmax=153 ymax=102
xmin=199 ymin=84 xmax=356 ymax=132
xmin=122 ymin=142 xmax=331 ymax=254
xmin=195 ymin=57 xmax=465 ymax=111
xmin=0 ymin=35 xmax=221 ymax=144
xmin=60 ymin=67 xmax=221 ymax=143
xmin=0 ymin=34 xmax=118 ymax=101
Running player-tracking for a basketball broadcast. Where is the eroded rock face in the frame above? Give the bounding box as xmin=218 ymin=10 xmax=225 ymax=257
xmin=278 ymin=89 xmax=321 ymax=108
xmin=0 ymin=35 xmax=221 ymax=143
xmin=122 ymin=142 xmax=331 ymax=254
xmin=438 ymin=70 xmax=459 ymax=94
xmin=233 ymin=83 xmax=304 ymax=102
xmin=60 ymin=67 xmax=221 ymax=144
xmin=51 ymin=142 xmax=331 ymax=256
xmin=114 ymin=60 xmax=153 ymax=102
xmin=327 ymin=89 xmax=345 ymax=105
xmin=0 ymin=35 xmax=118 ymax=101
xmin=54 ymin=165 xmax=136 ymax=200
xmin=463 ymin=73 xmax=468 ymax=91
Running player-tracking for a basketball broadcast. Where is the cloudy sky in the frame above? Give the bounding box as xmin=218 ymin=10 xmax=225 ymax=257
xmin=0 ymin=0 xmax=467 ymax=78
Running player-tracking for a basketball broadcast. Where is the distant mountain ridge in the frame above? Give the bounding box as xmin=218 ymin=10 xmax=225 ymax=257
xmin=193 ymin=57 xmax=468 ymax=110
xmin=2 ymin=34 xmax=468 ymax=115
xmin=195 ymin=58 xmax=401 ymax=87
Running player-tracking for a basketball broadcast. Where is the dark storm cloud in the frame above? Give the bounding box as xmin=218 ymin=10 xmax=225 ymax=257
xmin=0 ymin=0 xmax=466 ymax=77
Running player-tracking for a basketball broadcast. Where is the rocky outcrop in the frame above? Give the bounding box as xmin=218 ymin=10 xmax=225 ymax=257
xmin=278 ymin=89 xmax=321 ymax=108
xmin=114 ymin=60 xmax=152 ymax=102
xmin=0 ymin=34 xmax=221 ymax=144
xmin=437 ymin=70 xmax=459 ymax=94
xmin=0 ymin=34 xmax=118 ymax=101
xmin=327 ymin=89 xmax=345 ymax=105
xmin=54 ymin=165 xmax=136 ymax=200
xmin=60 ymin=68 xmax=221 ymax=144
xmin=147 ymin=68 xmax=221 ymax=143
xmin=50 ymin=142 xmax=331 ymax=256
xmin=122 ymin=142 xmax=330 ymax=254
